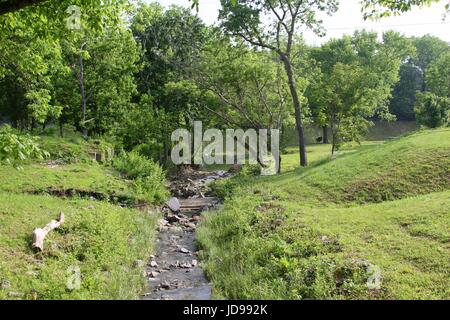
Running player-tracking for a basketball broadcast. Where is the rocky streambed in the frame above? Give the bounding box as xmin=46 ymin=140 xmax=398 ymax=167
xmin=141 ymin=170 xmax=229 ymax=300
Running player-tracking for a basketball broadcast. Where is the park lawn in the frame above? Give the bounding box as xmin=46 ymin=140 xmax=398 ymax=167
xmin=197 ymin=128 xmax=450 ymax=300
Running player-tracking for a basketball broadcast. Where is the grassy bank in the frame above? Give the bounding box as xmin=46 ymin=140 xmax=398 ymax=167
xmin=197 ymin=128 xmax=450 ymax=299
xmin=0 ymin=194 xmax=157 ymax=300
xmin=0 ymin=133 xmax=166 ymax=300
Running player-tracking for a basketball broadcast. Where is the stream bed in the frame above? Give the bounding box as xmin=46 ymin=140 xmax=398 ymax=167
xmin=141 ymin=170 xmax=229 ymax=300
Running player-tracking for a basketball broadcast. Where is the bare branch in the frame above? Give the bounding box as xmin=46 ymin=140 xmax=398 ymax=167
xmin=266 ymin=0 xmax=289 ymax=33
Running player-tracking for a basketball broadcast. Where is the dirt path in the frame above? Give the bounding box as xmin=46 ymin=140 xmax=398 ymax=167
xmin=141 ymin=170 xmax=229 ymax=300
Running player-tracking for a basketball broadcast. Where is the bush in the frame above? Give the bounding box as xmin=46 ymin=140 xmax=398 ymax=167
xmin=113 ymin=151 xmax=168 ymax=203
xmin=0 ymin=125 xmax=49 ymax=168
xmin=241 ymin=164 xmax=261 ymax=176
xmin=132 ymin=142 xmax=162 ymax=163
xmin=414 ymin=92 xmax=450 ymax=128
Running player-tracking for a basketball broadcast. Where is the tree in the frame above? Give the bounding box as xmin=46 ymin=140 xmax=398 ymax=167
xmin=361 ymin=0 xmax=445 ymax=19
xmin=414 ymin=92 xmax=450 ymax=128
xmin=190 ymin=0 xmax=448 ymax=21
xmin=197 ymin=37 xmax=292 ymax=131
xmin=412 ymin=35 xmax=450 ymax=91
xmin=59 ymin=29 xmax=140 ymax=137
xmin=0 ymin=28 xmax=66 ymax=129
xmin=195 ymin=35 xmax=294 ymax=171
xmin=320 ymin=62 xmax=369 ymax=154
xmin=0 ymin=0 xmax=140 ymax=137
xmin=414 ymin=51 xmax=450 ymax=128
xmin=309 ymin=31 xmax=414 ymax=154
xmin=127 ymin=3 xmax=208 ymax=164
xmin=426 ymin=51 xmax=450 ymax=99
xmin=217 ymin=0 xmax=339 ymax=167
xmin=389 ymin=35 xmax=448 ymax=120
xmin=0 ymin=0 xmax=130 ymax=26
xmin=296 ymin=42 xmax=329 ymax=143
xmin=389 ymin=62 xmax=422 ymax=120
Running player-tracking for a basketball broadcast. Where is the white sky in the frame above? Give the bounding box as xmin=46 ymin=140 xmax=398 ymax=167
xmin=153 ymin=0 xmax=450 ymax=45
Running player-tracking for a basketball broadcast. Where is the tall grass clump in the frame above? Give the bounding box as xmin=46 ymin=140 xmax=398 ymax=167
xmin=113 ymin=151 xmax=168 ymax=203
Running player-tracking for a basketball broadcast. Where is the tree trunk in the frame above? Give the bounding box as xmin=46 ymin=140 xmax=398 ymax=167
xmin=79 ymin=43 xmax=88 ymax=138
xmin=323 ymin=126 xmax=329 ymax=144
xmin=163 ymin=139 xmax=168 ymax=165
xmin=278 ymin=154 xmax=282 ymax=174
xmin=158 ymin=148 xmax=163 ymax=166
xmin=280 ymin=53 xmax=307 ymax=167
xmin=331 ymin=129 xmax=337 ymax=155
xmin=59 ymin=119 xmax=64 ymax=137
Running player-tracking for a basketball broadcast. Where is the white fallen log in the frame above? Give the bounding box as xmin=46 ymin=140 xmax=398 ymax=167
xmin=32 ymin=212 xmax=65 ymax=251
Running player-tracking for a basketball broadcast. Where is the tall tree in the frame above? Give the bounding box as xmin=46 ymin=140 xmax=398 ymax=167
xmin=412 ymin=35 xmax=450 ymax=91
xmin=128 ymin=3 xmax=208 ymax=164
xmin=218 ymin=0 xmax=339 ymax=167
xmin=389 ymin=35 xmax=449 ymax=120
xmin=0 ymin=26 xmax=65 ymax=129
xmin=195 ymin=35 xmax=294 ymax=170
xmin=414 ymin=51 xmax=450 ymax=128
xmin=426 ymin=51 xmax=450 ymax=99
xmin=60 ymin=29 xmax=140 ymax=137
xmin=389 ymin=62 xmax=422 ymax=120
xmin=309 ymin=31 xmax=414 ymax=154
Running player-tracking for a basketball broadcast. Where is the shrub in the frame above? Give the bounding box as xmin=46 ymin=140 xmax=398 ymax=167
xmin=241 ymin=164 xmax=261 ymax=176
xmin=414 ymin=92 xmax=450 ymax=128
xmin=113 ymin=151 xmax=168 ymax=203
xmin=0 ymin=125 xmax=49 ymax=168
xmin=132 ymin=142 xmax=162 ymax=163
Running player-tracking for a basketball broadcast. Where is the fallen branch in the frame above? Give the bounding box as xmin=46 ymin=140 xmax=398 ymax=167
xmin=32 ymin=212 xmax=65 ymax=251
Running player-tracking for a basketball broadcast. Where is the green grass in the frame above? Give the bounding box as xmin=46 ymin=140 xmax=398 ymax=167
xmin=0 ymin=163 xmax=141 ymax=202
xmin=212 ymin=129 xmax=450 ymax=205
xmin=0 ymin=193 xmax=157 ymax=300
xmin=0 ymin=153 xmax=169 ymax=206
xmin=197 ymin=128 xmax=450 ymax=300
xmin=0 ymin=132 xmax=166 ymax=300
xmin=280 ymin=141 xmax=382 ymax=173
xmin=37 ymin=131 xmax=114 ymax=164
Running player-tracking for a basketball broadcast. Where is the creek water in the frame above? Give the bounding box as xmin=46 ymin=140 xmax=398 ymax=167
xmin=141 ymin=171 xmax=227 ymax=300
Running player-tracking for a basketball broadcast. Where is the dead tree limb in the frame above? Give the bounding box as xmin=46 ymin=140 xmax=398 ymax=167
xmin=32 ymin=212 xmax=65 ymax=251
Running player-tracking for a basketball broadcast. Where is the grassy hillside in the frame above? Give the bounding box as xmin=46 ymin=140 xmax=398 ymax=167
xmin=0 ymin=194 xmax=156 ymax=300
xmin=213 ymin=128 xmax=450 ymax=205
xmin=0 ymin=133 xmax=166 ymax=300
xmin=197 ymin=128 xmax=450 ymax=299
xmin=0 ymin=164 xmax=140 ymax=202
